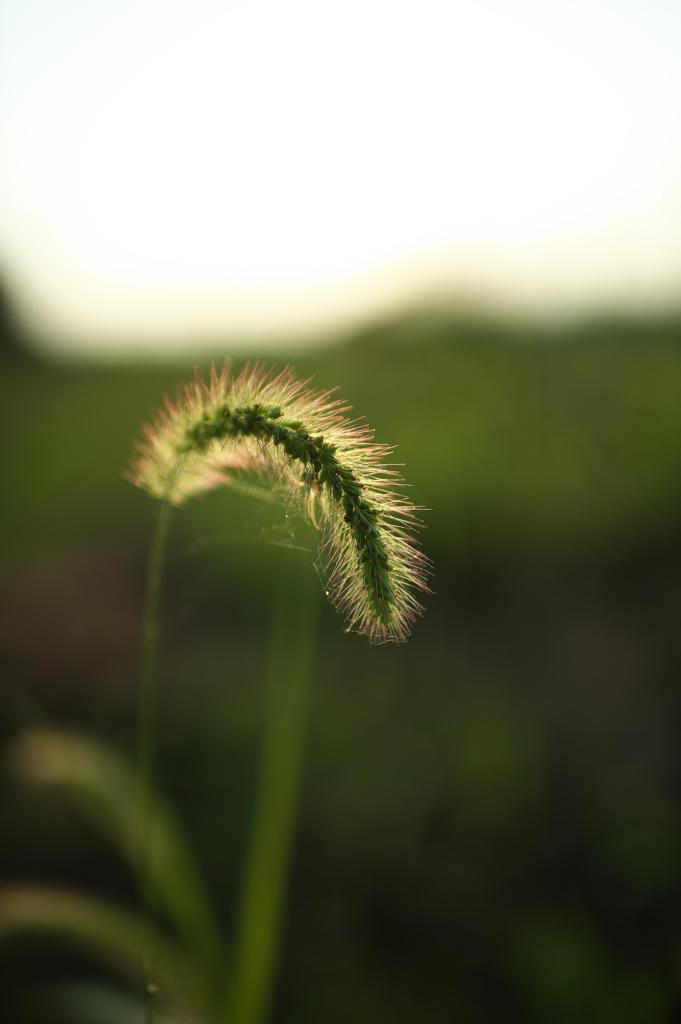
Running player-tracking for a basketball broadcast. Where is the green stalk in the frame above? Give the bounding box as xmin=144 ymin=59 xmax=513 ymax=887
xmin=229 ymin=555 xmax=319 ymax=1024
xmin=137 ymin=498 xmax=173 ymax=1023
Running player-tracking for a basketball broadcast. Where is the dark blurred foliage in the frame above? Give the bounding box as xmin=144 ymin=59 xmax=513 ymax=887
xmin=2 ymin=284 xmax=681 ymax=1022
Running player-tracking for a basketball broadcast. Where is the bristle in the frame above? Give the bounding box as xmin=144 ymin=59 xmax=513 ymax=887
xmin=127 ymin=363 xmax=430 ymax=642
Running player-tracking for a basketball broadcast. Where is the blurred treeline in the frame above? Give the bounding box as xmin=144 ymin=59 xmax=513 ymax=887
xmin=2 ymin=284 xmax=681 ymax=1022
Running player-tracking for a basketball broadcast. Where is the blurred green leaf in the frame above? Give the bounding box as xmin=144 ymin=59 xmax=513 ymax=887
xmin=0 ymin=885 xmax=201 ymax=1017
xmin=10 ymin=729 xmax=223 ymax=979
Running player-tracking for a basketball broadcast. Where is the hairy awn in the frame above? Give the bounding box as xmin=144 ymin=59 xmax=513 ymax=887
xmin=128 ymin=362 xmax=429 ymax=641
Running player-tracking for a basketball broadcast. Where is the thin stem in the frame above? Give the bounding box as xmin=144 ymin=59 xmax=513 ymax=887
xmin=137 ymin=498 xmax=173 ymax=1023
xmin=229 ymin=555 xmax=319 ymax=1024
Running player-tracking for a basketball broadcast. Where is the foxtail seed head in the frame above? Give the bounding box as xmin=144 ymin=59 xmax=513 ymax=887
xmin=127 ymin=362 xmax=429 ymax=642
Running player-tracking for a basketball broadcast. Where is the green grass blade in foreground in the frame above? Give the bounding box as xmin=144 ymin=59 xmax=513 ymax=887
xmin=0 ymin=885 xmax=203 ymax=1016
xmin=10 ymin=728 xmax=224 ymax=980
xmin=228 ymin=553 xmax=319 ymax=1024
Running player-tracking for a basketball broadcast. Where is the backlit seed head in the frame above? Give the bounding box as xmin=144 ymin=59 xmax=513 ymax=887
xmin=127 ymin=362 xmax=430 ymax=643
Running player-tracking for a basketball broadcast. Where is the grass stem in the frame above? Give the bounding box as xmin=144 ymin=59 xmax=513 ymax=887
xmin=229 ymin=555 xmax=319 ymax=1024
xmin=137 ymin=498 xmax=172 ymax=1023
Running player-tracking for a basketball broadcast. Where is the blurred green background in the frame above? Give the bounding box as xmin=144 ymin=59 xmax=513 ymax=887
xmin=2 ymin=290 xmax=681 ymax=1022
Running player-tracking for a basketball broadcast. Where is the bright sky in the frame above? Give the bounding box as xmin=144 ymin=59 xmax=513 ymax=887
xmin=1 ymin=0 xmax=680 ymax=353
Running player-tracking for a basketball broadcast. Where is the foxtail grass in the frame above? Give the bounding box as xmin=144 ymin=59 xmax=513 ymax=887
xmin=128 ymin=362 xmax=429 ymax=643
xmin=127 ymin=361 xmax=429 ymax=1023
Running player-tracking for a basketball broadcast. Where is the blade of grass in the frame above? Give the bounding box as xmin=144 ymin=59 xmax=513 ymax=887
xmin=228 ymin=553 xmax=319 ymax=1024
xmin=0 ymin=885 xmax=201 ymax=1015
xmin=10 ymin=727 xmax=224 ymax=983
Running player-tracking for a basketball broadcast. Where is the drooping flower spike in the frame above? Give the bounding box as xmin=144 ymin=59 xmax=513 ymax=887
xmin=128 ymin=362 xmax=430 ymax=642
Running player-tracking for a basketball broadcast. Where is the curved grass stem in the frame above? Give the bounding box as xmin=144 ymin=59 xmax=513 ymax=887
xmin=229 ymin=555 xmax=319 ymax=1024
